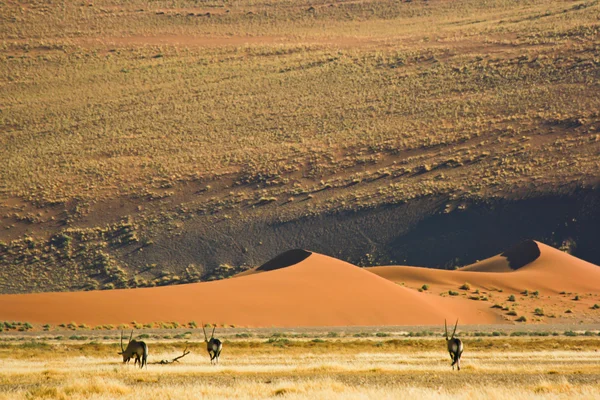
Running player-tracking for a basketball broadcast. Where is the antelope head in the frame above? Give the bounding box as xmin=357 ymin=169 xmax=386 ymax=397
xmin=203 ymin=324 xmax=216 ymax=343
xmin=118 ymin=330 xmax=133 ymax=358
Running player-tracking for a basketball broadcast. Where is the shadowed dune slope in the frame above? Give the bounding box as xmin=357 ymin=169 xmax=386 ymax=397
xmin=369 ymin=241 xmax=600 ymax=294
xmin=235 ymin=249 xmax=312 ymax=277
xmin=460 ymin=240 xmax=542 ymax=272
xmin=256 ymin=249 xmax=312 ymax=271
xmin=0 ymin=253 xmax=499 ymax=327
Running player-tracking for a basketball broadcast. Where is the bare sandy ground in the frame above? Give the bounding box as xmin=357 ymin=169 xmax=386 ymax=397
xmin=368 ymin=241 xmax=600 ymax=324
xmin=0 ymin=252 xmax=499 ymax=327
xmin=0 ymin=241 xmax=597 ymax=327
xmin=369 ymin=241 xmax=600 ymax=294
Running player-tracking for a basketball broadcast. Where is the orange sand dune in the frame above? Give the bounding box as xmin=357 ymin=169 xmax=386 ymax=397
xmin=0 ymin=252 xmax=499 ymax=327
xmin=369 ymin=241 xmax=600 ymax=295
xmin=459 ymin=240 xmax=540 ymax=272
xmin=458 ymin=255 xmax=512 ymax=273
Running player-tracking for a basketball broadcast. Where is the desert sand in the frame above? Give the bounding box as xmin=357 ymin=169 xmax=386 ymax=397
xmin=0 ymin=241 xmax=597 ymax=327
xmin=368 ymin=241 xmax=600 ymax=294
xmin=0 ymin=250 xmax=499 ymax=327
xmin=368 ymin=241 xmax=600 ymax=323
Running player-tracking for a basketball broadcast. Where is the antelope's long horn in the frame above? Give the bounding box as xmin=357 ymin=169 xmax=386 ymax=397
xmin=120 ymin=330 xmax=124 ymax=352
xmin=211 ymin=325 xmax=216 ymax=339
xmin=129 ymin=329 xmax=134 ymax=343
xmin=202 ymin=323 xmax=208 ymax=341
xmin=452 ymin=319 xmax=459 ymax=339
xmin=444 ymin=319 xmax=448 ymax=340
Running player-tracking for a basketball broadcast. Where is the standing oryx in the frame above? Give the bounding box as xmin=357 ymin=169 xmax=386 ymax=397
xmin=445 ymin=319 xmax=463 ymax=371
xmin=118 ymin=330 xmax=148 ymax=369
xmin=203 ymin=324 xmax=223 ymax=364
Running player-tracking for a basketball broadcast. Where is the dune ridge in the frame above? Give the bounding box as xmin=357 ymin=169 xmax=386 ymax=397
xmin=235 ymin=249 xmax=312 ymax=277
xmin=459 ymin=240 xmax=542 ymax=272
xmin=1 ymin=241 xmax=596 ymax=327
xmin=0 ymin=252 xmax=499 ymax=327
xmin=369 ymin=241 xmax=600 ymax=294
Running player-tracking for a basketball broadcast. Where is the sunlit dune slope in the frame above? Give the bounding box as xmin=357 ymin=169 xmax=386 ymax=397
xmin=0 ymin=252 xmax=499 ymax=327
xmin=457 ymin=255 xmax=513 ymax=273
xmin=369 ymin=241 xmax=600 ymax=294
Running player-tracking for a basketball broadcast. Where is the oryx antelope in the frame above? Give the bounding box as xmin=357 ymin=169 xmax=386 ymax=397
xmin=203 ymin=324 xmax=223 ymax=364
xmin=118 ymin=330 xmax=148 ymax=369
xmin=445 ymin=319 xmax=463 ymax=371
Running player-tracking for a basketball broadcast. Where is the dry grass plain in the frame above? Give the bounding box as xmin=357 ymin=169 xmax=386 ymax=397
xmin=2 ymin=0 xmax=600 ymax=293
xmin=1 ymin=333 xmax=600 ymax=399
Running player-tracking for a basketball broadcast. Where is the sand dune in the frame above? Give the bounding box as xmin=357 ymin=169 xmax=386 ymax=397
xmin=457 ymin=255 xmax=512 ymax=273
xmin=1 ymin=241 xmax=595 ymax=327
xmin=234 ymin=248 xmax=311 ymax=277
xmin=368 ymin=241 xmax=600 ymax=324
xmin=459 ymin=240 xmax=541 ymax=272
xmin=0 ymin=252 xmax=499 ymax=327
xmin=369 ymin=241 xmax=600 ymax=294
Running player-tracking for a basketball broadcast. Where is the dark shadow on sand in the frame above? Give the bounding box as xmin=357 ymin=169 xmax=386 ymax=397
xmin=256 ymin=249 xmax=312 ymax=272
xmin=501 ymin=240 xmax=541 ymax=270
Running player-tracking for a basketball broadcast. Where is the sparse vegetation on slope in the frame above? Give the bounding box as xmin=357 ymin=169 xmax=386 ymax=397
xmin=1 ymin=0 xmax=600 ymax=292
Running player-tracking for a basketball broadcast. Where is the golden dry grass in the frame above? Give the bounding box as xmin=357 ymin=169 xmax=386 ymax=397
xmin=1 ymin=0 xmax=600 ymax=294
xmin=1 ymin=337 xmax=600 ymax=399
xmin=2 ymin=0 xmax=599 ymax=208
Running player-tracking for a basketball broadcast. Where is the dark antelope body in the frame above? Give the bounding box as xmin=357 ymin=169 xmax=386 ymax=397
xmin=118 ymin=330 xmax=148 ymax=369
xmin=203 ymin=325 xmax=223 ymax=364
xmin=445 ymin=319 xmax=463 ymax=371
